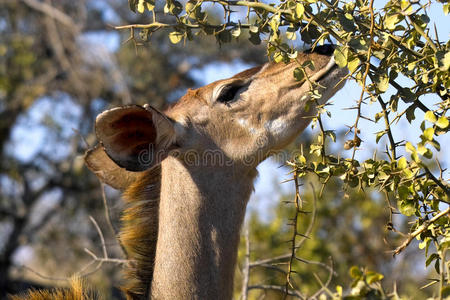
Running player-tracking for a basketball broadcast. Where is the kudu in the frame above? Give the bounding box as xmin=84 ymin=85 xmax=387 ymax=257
xmin=11 ymin=44 xmax=347 ymax=300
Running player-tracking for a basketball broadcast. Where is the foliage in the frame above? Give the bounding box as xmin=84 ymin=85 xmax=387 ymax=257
xmin=123 ymin=0 xmax=449 ymax=298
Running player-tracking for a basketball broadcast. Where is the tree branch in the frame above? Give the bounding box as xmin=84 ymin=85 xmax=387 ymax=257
xmin=394 ymin=207 xmax=450 ymax=256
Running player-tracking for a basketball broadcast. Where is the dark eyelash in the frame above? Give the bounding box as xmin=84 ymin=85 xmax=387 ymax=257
xmin=216 ymin=85 xmax=243 ymax=104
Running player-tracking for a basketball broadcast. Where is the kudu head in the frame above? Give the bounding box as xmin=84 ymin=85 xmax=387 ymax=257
xmin=85 ymin=44 xmax=347 ymax=186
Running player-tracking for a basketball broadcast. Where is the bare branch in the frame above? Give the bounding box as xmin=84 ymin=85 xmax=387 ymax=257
xmin=21 ymin=0 xmax=80 ymax=30
xmin=248 ymin=285 xmax=304 ymax=299
xmin=89 ymin=216 xmax=108 ymax=260
xmin=241 ymin=228 xmax=250 ymax=300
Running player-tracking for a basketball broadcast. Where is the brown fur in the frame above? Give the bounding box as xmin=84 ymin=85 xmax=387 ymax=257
xmin=8 ymin=278 xmax=100 ymax=300
xmin=120 ymin=166 xmax=161 ymax=300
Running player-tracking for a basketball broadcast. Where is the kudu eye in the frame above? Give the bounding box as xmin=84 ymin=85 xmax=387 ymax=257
xmin=215 ymin=83 xmax=246 ymax=104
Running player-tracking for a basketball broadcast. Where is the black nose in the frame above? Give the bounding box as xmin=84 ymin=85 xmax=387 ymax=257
xmin=305 ymin=44 xmax=335 ymax=56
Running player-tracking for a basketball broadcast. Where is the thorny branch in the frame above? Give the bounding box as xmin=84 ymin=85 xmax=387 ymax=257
xmin=394 ymin=207 xmax=450 ymax=256
xmin=241 ymin=228 xmax=250 ymax=300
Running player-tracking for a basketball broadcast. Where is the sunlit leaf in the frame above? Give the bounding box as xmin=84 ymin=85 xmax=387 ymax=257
xmin=295 ymin=3 xmax=304 ymax=19
xmin=333 ymin=46 xmax=348 ymax=68
xmin=398 ymin=200 xmax=415 ymax=216
xmin=385 ymin=14 xmax=400 ymax=30
xmin=398 ymin=157 xmax=407 ymax=169
xmin=137 ymin=0 xmax=145 ymax=13
xmin=424 ymin=111 xmax=437 ymax=123
xmin=169 ymin=31 xmax=184 ymax=44
xmin=405 ymin=142 xmax=415 ymax=153
xmin=436 ymin=116 xmax=449 ymax=129
xmin=423 ymin=127 xmax=434 ymax=141
xmin=366 ymin=271 xmax=384 ymax=284
xmin=400 ymin=0 xmax=413 ymax=15
xmin=348 ymin=57 xmax=360 ymax=73
xmin=349 ymin=266 xmax=362 ymax=279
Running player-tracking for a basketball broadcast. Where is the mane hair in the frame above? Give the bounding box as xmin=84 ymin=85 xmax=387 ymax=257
xmin=8 ymin=278 xmax=100 ymax=300
xmin=119 ymin=165 xmax=161 ymax=300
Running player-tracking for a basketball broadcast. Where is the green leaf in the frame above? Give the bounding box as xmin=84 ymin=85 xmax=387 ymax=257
xmin=439 ymin=235 xmax=450 ymax=250
xmin=293 ymin=68 xmax=305 ymax=82
xmin=419 ymin=238 xmax=430 ymax=250
xmin=406 ymin=105 xmax=416 ymax=123
xmin=286 ymin=26 xmax=297 ymax=40
xmin=423 ymin=127 xmax=434 ymax=141
xmin=385 ymin=14 xmax=400 ymax=30
xmin=425 ymin=253 xmax=439 ymax=267
xmin=436 ymin=116 xmax=449 ymax=129
xmin=424 ymin=111 xmax=437 ymax=123
xmin=273 ymin=51 xmax=284 ymax=63
xmin=338 ymin=13 xmax=357 ymax=32
xmin=376 ymin=75 xmax=389 ymax=92
xmin=444 ymin=4 xmax=449 ymax=16
xmin=441 ymin=286 xmax=450 ymax=298
xmin=325 ymin=130 xmax=336 ymax=142
xmin=169 ymin=31 xmax=183 ymax=44
xmin=349 ymin=266 xmax=362 ymax=279
xmin=366 ymin=271 xmax=384 ymax=284
xmin=398 ymin=157 xmax=407 ymax=169
xmin=417 ymin=144 xmax=433 ymax=159
xmin=336 ymin=285 xmax=343 ymax=296
xmin=137 ymin=0 xmax=145 ymax=13
xmin=217 ymin=30 xmax=232 ymax=43
xmin=398 ymin=200 xmax=415 ymax=216
xmin=398 ymin=185 xmax=409 ymax=200
xmin=248 ymin=32 xmax=261 ymax=45
xmin=249 ymin=25 xmax=259 ymax=33
xmin=146 ymin=0 xmax=155 ymax=11
xmin=333 ymin=46 xmax=348 ymax=68
xmin=129 ymin=0 xmax=138 ymax=12
xmin=428 ymin=139 xmax=441 ymax=151
xmin=231 ymin=27 xmax=241 ymax=38
xmin=297 ymin=154 xmax=306 ymax=164
xmin=295 ymin=3 xmax=304 ymax=19
xmin=400 ymin=0 xmax=412 ymax=15
xmin=405 ymin=142 xmax=415 ymax=153
xmin=437 ymin=51 xmax=450 ymax=71
xmin=375 ymin=131 xmax=386 ymax=143
xmin=269 ymin=14 xmax=280 ymax=33
xmin=402 ymin=168 xmax=414 ymax=179
xmin=347 ymin=57 xmax=360 ymax=73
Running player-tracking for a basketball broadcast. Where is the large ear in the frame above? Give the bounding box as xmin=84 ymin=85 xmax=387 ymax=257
xmin=84 ymin=145 xmax=141 ymax=190
xmin=93 ymin=105 xmax=176 ymax=172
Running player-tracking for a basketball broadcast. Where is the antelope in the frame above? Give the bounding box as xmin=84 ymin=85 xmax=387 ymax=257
xmin=12 ymin=44 xmax=347 ymax=300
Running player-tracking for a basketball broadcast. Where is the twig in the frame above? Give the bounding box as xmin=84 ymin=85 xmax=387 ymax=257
xmin=99 ymin=181 xmax=128 ymax=258
xmin=309 ymin=258 xmax=335 ymax=299
xmin=376 ymin=95 xmax=397 ymax=160
xmin=422 ymin=165 xmax=450 ymax=198
xmin=241 ymin=228 xmax=250 ymax=300
xmin=248 ymin=285 xmax=304 ymax=299
xmin=21 ymin=265 xmax=68 ymax=282
xmin=21 ymin=0 xmax=79 ymax=30
xmin=285 ymin=170 xmax=303 ymax=298
xmin=394 ymin=207 xmax=450 ymax=255
xmin=89 ymin=216 xmax=108 ymax=259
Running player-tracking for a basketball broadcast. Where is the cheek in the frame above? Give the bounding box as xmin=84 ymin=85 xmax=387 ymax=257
xmin=236 ymin=118 xmax=258 ymax=134
xmin=264 ymin=118 xmax=289 ymax=137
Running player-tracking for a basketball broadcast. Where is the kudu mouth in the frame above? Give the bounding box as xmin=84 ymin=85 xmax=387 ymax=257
xmin=312 ymin=57 xmax=340 ymax=83
xmin=305 ymin=44 xmax=341 ymax=84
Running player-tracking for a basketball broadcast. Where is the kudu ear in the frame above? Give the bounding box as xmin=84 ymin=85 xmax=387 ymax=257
xmin=84 ymin=145 xmax=141 ymax=190
xmin=85 ymin=105 xmax=176 ymax=184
